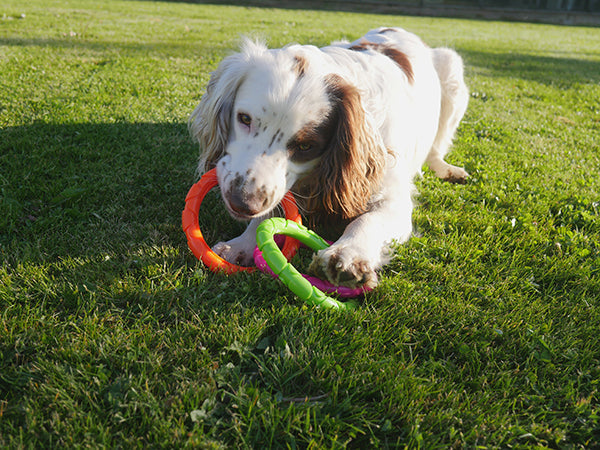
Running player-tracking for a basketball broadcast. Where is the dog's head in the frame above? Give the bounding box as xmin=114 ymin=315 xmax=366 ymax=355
xmin=189 ymin=39 xmax=386 ymax=223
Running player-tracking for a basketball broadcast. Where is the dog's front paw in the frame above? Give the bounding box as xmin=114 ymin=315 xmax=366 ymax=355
xmin=212 ymin=240 xmax=255 ymax=266
xmin=308 ymin=247 xmax=378 ymax=289
xmin=443 ymin=166 xmax=469 ymax=184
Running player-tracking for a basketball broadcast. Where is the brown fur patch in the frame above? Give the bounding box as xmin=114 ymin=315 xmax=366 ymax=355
xmin=286 ymin=115 xmax=337 ymax=163
xmin=292 ymin=54 xmax=308 ymax=77
xmin=349 ymin=42 xmax=414 ymax=84
xmin=295 ymin=73 xmax=387 ymax=225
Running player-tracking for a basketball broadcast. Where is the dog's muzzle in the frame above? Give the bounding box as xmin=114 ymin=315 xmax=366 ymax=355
xmin=224 ymin=175 xmax=274 ymax=219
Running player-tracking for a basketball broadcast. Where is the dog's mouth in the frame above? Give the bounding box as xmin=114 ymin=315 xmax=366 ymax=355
xmin=225 ymin=204 xmax=262 ymax=221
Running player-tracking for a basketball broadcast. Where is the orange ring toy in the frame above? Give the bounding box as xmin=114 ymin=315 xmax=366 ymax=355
xmin=182 ymin=168 xmax=302 ymax=274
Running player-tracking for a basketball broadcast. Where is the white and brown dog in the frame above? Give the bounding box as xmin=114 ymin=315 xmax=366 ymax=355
xmin=189 ymin=27 xmax=469 ymax=288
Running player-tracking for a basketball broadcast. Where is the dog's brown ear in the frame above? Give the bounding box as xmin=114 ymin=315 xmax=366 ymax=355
xmin=188 ymin=50 xmax=251 ymax=173
xmin=304 ymin=74 xmax=386 ymax=222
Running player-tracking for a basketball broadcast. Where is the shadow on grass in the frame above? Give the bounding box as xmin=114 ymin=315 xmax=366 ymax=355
xmin=462 ymin=49 xmax=600 ymax=85
xmin=1 ymin=122 xmax=201 ymax=261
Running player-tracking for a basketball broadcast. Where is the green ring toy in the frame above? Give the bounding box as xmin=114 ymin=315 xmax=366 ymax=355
xmin=255 ymin=218 xmax=359 ymax=310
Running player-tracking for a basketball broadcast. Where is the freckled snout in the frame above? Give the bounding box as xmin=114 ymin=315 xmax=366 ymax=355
xmin=224 ymin=174 xmax=274 ymax=219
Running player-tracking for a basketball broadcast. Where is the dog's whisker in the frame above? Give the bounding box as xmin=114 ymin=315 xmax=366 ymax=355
xmin=288 ymin=188 xmax=321 ymax=201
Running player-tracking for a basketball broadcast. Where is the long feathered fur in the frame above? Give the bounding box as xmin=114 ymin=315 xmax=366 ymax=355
xmin=300 ymin=74 xmax=386 ymax=223
xmin=188 ymin=39 xmax=266 ymax=172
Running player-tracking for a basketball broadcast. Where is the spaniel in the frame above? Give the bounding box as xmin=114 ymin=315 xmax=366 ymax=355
xmin=189 ymin=27 xmax=469 ymax=288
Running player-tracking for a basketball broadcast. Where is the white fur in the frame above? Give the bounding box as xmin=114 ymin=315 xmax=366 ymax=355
xmin=189 ymin=27 xmax=469 ymax=287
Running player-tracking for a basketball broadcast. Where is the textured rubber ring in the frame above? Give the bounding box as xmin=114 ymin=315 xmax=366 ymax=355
xmin=182 ymin=168 xmax=301 ymax=274
xmin=256 ymin=218 xmax=359 ymax=310
xmin=253 ymin=243 xmax=370 ymax=298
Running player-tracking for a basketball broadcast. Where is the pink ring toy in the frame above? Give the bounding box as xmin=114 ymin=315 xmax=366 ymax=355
xmin=253 ymin=239 xmax=371 ymax=298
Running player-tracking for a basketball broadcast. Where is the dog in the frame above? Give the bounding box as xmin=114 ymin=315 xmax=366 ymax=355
xmin=189 ymin=27 xmax=469 ymax=288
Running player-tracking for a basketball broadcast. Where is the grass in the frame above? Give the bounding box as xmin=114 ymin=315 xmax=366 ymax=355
xmin=1 ymin=0 xmax=599 ymax=447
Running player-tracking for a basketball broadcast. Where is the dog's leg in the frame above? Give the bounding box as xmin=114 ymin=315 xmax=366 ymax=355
xmin=212 ymin=216 xmax=265 ymax=266
xmin=308 ymin=183 xmax=414 ymax=289
xmin=427 ymin=48 xmax=469 ymax=184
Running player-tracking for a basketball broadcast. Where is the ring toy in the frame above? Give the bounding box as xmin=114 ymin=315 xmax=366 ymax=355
xmin=253 ymin=244 xmax=370 ymax=298
xmin=255 ymin=218 xmax=360 ymax=310
xmin=182 ymin=168 xmax=301 ymax=274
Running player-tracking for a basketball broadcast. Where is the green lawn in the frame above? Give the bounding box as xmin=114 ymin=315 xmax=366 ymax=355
xmin=1 ymin=0 xmax=599 ymax=447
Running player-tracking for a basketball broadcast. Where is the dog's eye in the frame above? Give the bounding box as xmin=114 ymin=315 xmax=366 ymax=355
xmin=237 ymin=113 xmax=252 ymax=127
xmin=298 ymin=142 xmax=312 ymax=152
